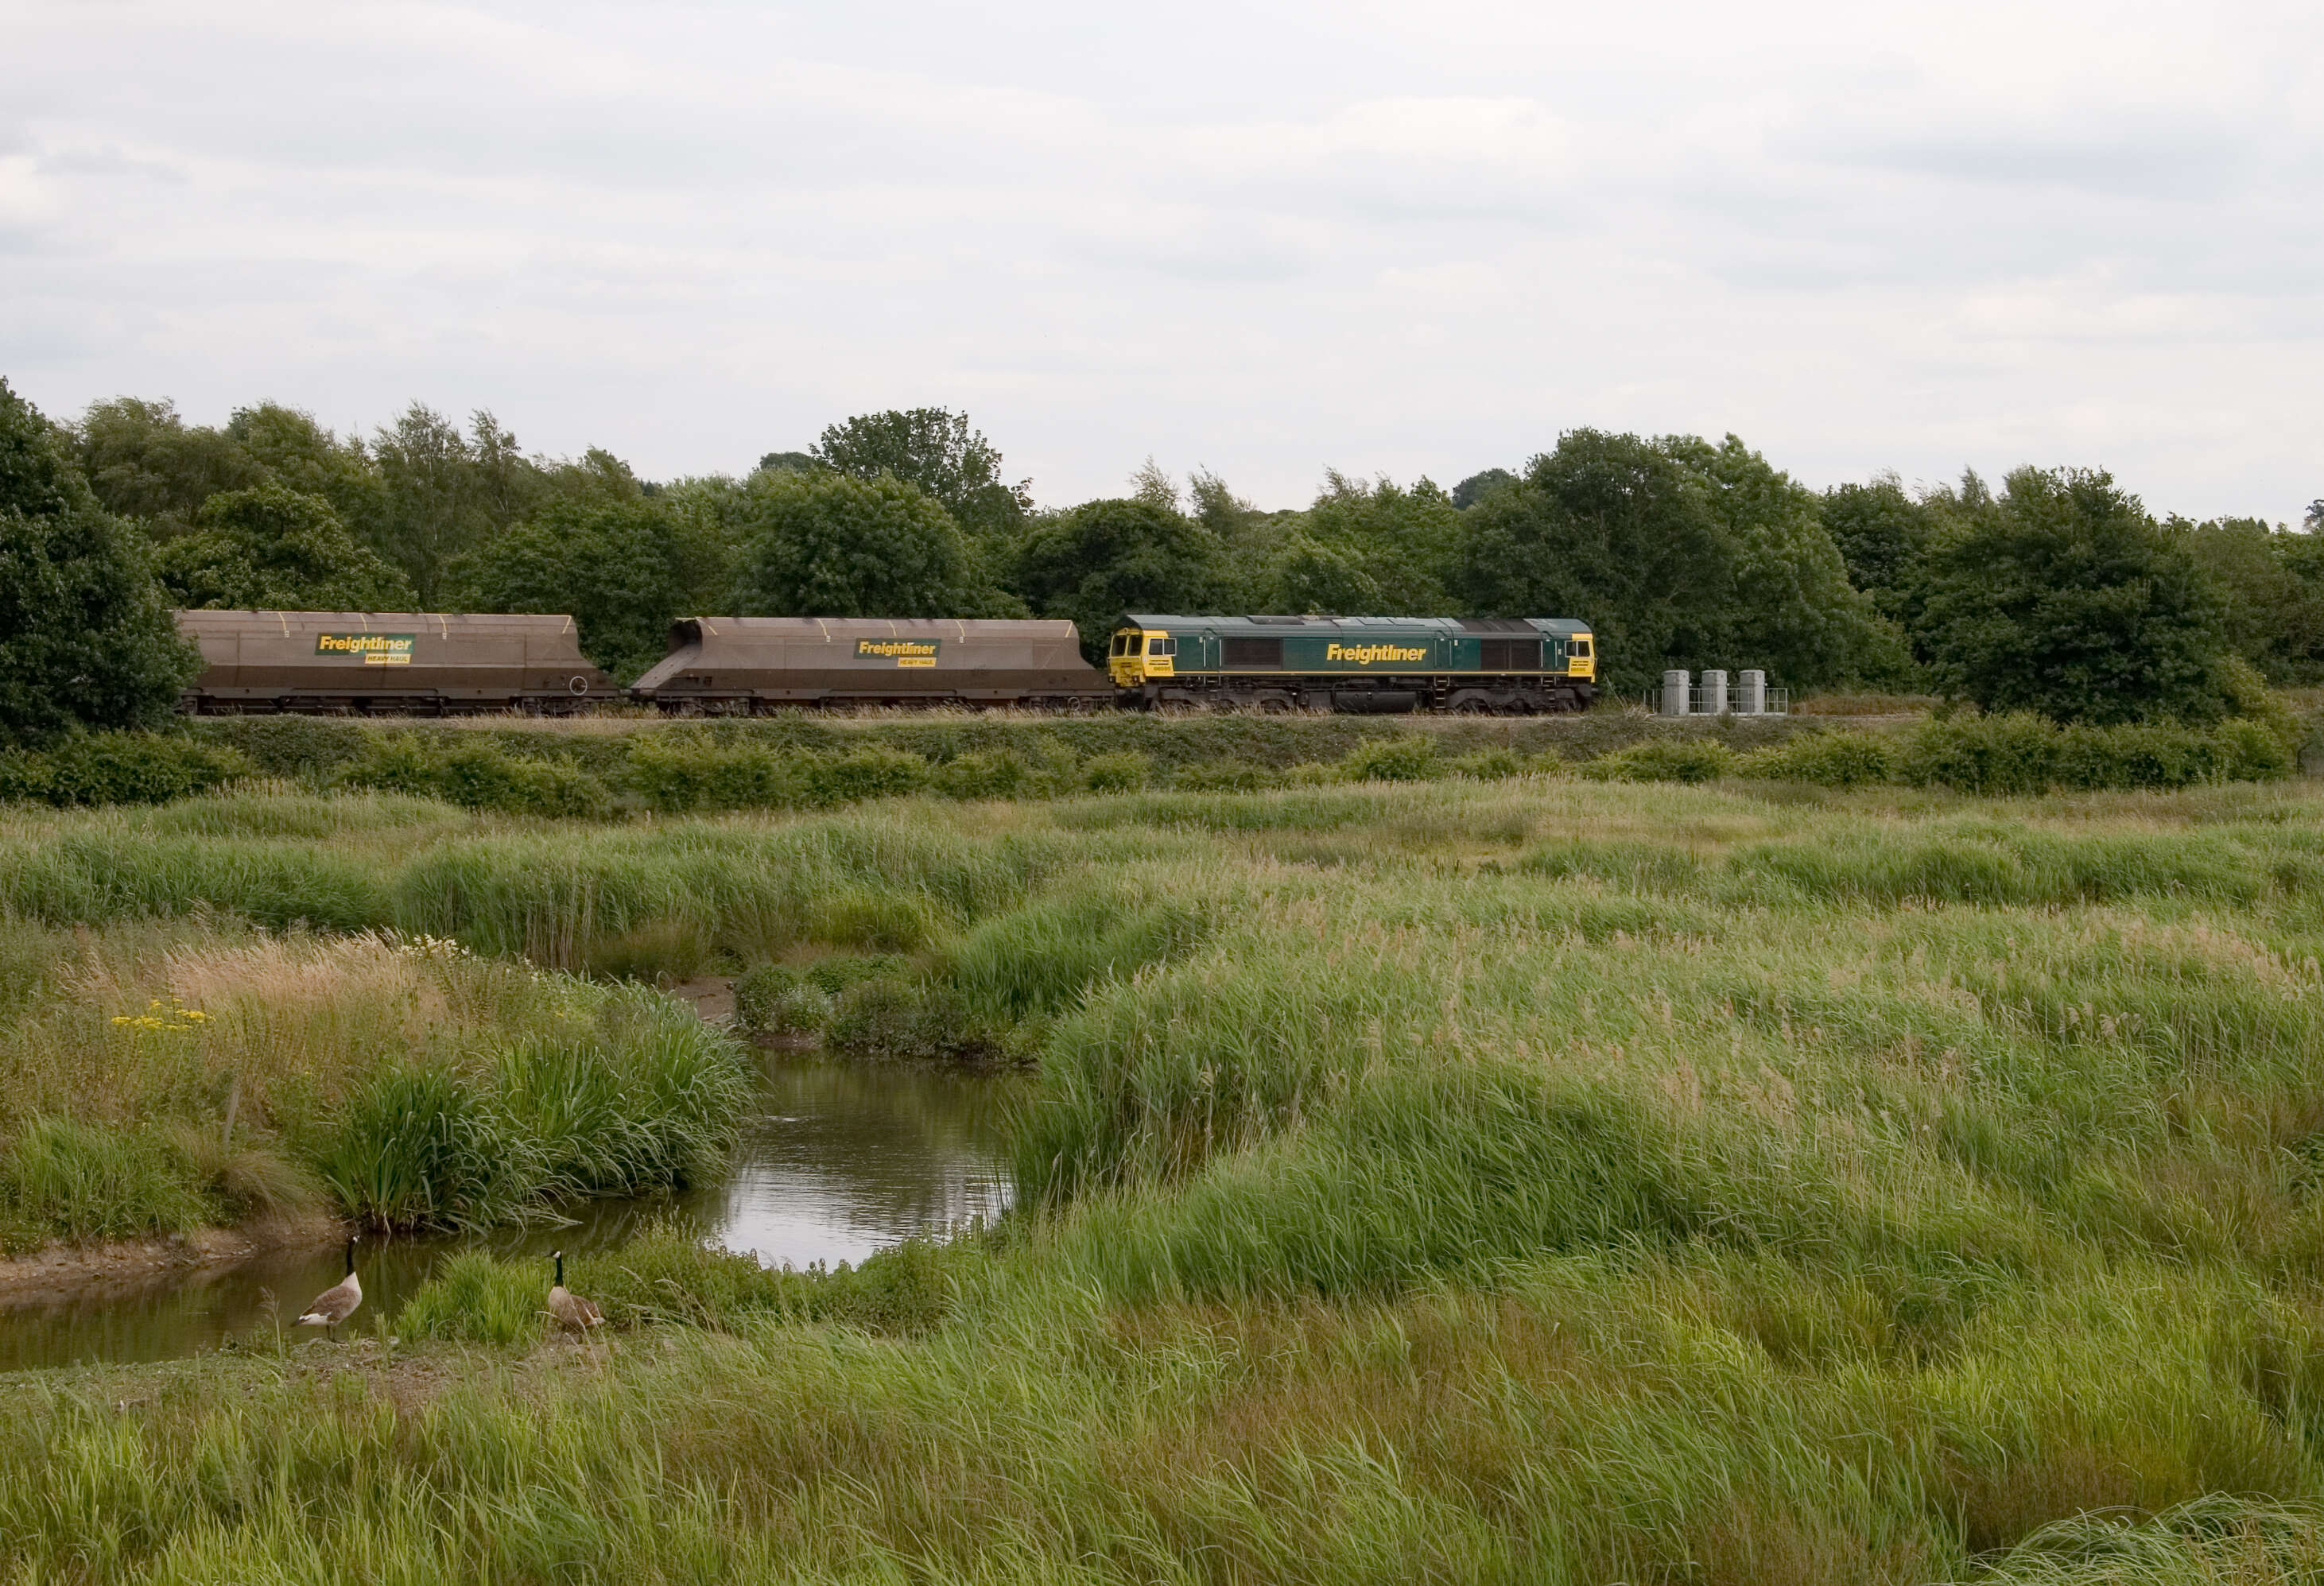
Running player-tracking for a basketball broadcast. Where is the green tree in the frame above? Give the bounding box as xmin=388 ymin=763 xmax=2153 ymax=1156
xmin=1450 ymin=468 xmax=1516 ymax=510
xmin=451 ymin=499 xmax=706 ymax=681
xmin=1673 ymin=436 xmax=1908 ymax=688
xmin=757 ymin=451 xmax=817 ymax=475
xmin=1921 ymin=467 xmax=2230 ymax=724
xmin=731 ymin=471 xmax=1014 ymax=620
xmin=0 ymin=381 xmax=200 ymax=744
xmin=1276 ymin=471 xmax=1458 ymax=614
xmin=2175 ymin=515 xmax=2324 ymax=681
xmin=1449 ymin=430 xmax=1731 ymax=694
xmin=811 ymin=409 xmax=1032 ymax=540
xmin=223 ymin=403 xmax=387 ymax=541
xmin=1011 ymin=497 xmax=1237 ymax=659
xmin=1820 ymin=473 xmax=1933 ymax=600
xmin=156 ymin=483 xmax=415 ymax=612
xmin=71 ymin=397 xmax=265 ymax=536
xmin=371 ymin=403 xmax=487 ymax=605
xmin=1261 ymin=531 xmax=1384 ymax=615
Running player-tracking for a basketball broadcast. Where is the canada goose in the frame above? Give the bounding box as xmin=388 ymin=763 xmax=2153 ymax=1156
xmin=547 ymin=1250 xmax=603 ymax=1333
xmin=296 ymin=1237 xmax=363 ymax=1339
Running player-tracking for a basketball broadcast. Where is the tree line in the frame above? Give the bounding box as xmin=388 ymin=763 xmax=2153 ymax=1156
xmin=3 ymin=374 xmax=2319 ymax=745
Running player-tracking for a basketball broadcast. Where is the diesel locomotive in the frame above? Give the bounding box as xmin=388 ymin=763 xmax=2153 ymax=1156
xmin=1108 ymin=615 xmax=1596 ymax=713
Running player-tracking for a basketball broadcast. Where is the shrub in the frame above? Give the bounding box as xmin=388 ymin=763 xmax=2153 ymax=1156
xmin=933 ymin=750 xmax=1031 ymax=801
xmin=1340 ymin=735 xmax=1440 ymax=782
xmin=799 ymin=747 xmax=929 ymax=805
xmin=802 ymin=953 xmax=915 ymax=995
xmin=1736 ymin=730 xmax=1897 ymax=788
xmin=1446 ymin=748 xmax=1526 ymax=781
xmin=1080 ymin=750 xmax=1150 ymax=793
xmin=1578 ymin=739 xmax=1737 ymax=784
xmin=0 ymin=732 xmax=253 ymax=807
xmin=626 ymin=734 xmax=795 ymax=813
xmin=336 ymin=735 xmax=611 ymax=818
xmin=732 ymin=963 xmax=832 ymax=1036
xmin=825 ymin=975 xmax=1017 ymax=1064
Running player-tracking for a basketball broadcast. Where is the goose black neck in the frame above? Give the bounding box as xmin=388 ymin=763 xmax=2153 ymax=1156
xmin=343 ymin=1238 xmax=355 ymax=1276
xmin=554 ymin=1253 xmax=565 ymax=1285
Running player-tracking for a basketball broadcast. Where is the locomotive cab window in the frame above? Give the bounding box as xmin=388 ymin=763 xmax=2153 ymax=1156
xmin=1110 ymin=634 xmax=1129 ymax=657
xmin=1573 ymin=639 xmax=1592 ymax=657
xmin=1146 ymin=636 xmax=1176 ymax=657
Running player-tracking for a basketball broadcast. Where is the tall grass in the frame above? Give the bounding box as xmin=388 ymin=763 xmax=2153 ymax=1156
xmin=16 ymin=778 xmax=2324 ymax=1579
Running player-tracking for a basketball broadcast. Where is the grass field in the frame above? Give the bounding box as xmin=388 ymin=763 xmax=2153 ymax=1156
xmin=7 ymin=773 xmax=2324 ymax=1580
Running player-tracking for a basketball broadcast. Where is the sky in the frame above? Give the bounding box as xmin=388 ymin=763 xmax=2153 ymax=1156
xmin=2 ymin=0 xmax=2318 ymax=519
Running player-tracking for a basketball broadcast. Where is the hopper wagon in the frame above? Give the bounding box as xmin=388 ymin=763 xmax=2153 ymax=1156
xmin=1108 ymin=615 xmax=1597 ymax=713
xmin=629 ymin=618 xmax=1115 ymax=712
xmin=175 ymin=610 xmax=620 ymax=715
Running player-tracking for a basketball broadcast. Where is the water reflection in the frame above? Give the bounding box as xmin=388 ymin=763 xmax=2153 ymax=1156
xmin=0 ymin=1054 xmax=1022 ymax=1373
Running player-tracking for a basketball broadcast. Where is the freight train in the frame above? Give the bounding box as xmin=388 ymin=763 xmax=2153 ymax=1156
xmin=173 ymin=610 xmax=1597 ymax=715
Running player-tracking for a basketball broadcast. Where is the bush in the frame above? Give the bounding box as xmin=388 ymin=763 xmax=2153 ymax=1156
xmin=826 ymin=975 xmax=1018 ymax=1064
xmin=1577 ymin=739 xmax=1737 ymax=784
xmin=798 ymin=747 xmax=929 ymax=805
xmin=314 ymin=1064 xmax=526 ymax=1234
xmin=802 ymin=953 xmax=915 ymax=995
xmin=1080 ymin=750 xmax=1150 ymax=793
xmin=1736 ymin=730 xmax=1897 ymax=788
xmin=0 ymin=732 xmax=252 ymax=807
xmin=336 ymin=734 xmax=611 ymax=818
xmin=626 ymin=733 xmax=795 ymax=813
xmin=933 ymin=749 xmax=1031 ymax=801
xmin=1897 ymin=712 xmax=2300 ymax=793
xmin=1340 ymin=735 xmax=1440 ymax=782
xmin=732 ymin=963 xmax=832 ymax=1036
xmin=1446 ymin=748 xmax=1526 ymax=781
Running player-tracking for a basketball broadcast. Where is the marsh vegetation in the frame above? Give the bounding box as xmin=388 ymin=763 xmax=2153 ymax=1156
xmin=8 ymin=772 xmax=2324 ymax=1580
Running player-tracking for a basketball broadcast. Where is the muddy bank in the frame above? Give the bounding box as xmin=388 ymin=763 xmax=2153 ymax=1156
xmin=0 ymin=1213 xmax=345 ymax=1311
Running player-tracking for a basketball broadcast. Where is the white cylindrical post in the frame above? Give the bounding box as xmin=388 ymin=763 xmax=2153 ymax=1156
xmin=1700 ymin=669 xmax=1728 ymax=716
xmin=1661 ymin=670 xmax=1690 ymax=715
xmin=1737 ymin=669 xmax=1765 ymax=715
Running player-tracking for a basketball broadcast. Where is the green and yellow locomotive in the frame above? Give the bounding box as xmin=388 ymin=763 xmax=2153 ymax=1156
xmin=1108 ymin=615 xmax=1596 ymax=714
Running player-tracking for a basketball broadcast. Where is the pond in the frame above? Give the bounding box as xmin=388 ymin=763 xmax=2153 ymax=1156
xmin=0 ymin=1055 xmax=1022 ymax=1373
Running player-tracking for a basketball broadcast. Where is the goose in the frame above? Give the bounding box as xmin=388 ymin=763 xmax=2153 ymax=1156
xmin=296 ymin=1236 xmax=363 ymax=1339
xmin=547 ymin=1250 xmax=603 ymax=1334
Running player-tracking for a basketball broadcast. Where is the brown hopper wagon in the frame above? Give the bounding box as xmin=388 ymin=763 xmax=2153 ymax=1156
xmin=175 ymin=611 xmax=620 ymax=715
xmin=629 ymin=618 xmax=1112 ymax=712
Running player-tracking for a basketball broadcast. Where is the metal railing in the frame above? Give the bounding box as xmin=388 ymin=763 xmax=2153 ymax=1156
xmin=1645 ymin=671 xmax=1788 ymax=715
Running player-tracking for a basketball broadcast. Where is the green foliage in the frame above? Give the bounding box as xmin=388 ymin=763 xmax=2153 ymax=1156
xmin=803 ymin=746 xmax=929 ymax=805
xmin=1446 ymin=747 xmax=1528 ymax=780
xmin=1899 ymin=712 xmax=2295 ymax=794
xmin=0 ymin=1116 xmax=214 ymax=1249
xmin=1577 ymin=738 xmax=1738 ymax=783
xmin=0 ymin=732 xmax=252 ymax=806
xmin=69 ymin=397 xmax=267 ymax=535
xmin=731 ymin=963 xmax=832 ymax=1036
xmin=1080 ymin=750 xmax=1150 ymax=792
xmin=1735 ymin=728 xmax=1898 ymax=787
xmin=1820 ymin=474 xmax=1934 ymax=608
xmin=809 ymin=408 xmax=1031 ymax=541
xmin=396 ymin=1249 xmax=547 ymax=1345
xmin=316 ymin=1004 xmax=748 ymax=1234
xmin=1449 ymin=467 xmax=1517 ymax=510
xmin=1012 ymin=498 xmax=1236 ymax=661
xmin=447 ymin=498 xmax=706 ymax=681
xmin=335 ymin=734 xmax=611 ymax=818
xmin=0 ymin=379 xmax=203 ymax=746
xmin=950 ymin=888 xmax=1209 ymax=1019
xmin=731 ymin=470 xmax=1015 ymax=619
xmin=2177 ymin=514 xmax=2324 ymax=681
xmin=825 ymin=975 xmax=1018 ymax=1064
xmin=1339 ymin=734 xmax=1440 ymax=781
xmin=154 ymin=481 xmax=414 ymax=611
xmin=1922 ymin=467 xmax=2232 ymax=725
xmin=1449 ymin=430 xmax=1731 ymax=694
xmin=1171 ymin=760 xmax=1287 ymax=792
xmin=933 ymin=749 xmax=1031 ymax=801
xmin=1259 ymin=471 xmax=1458 ymax=615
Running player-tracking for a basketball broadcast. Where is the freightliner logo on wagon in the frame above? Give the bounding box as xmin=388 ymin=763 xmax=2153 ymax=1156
xmin=1325 ymin=643 xmax=1428 ymax=665
xmin=857 ymin=638 xmax=941 ymax=667
xmin=316 ymin=633 xmax=416 ymax=665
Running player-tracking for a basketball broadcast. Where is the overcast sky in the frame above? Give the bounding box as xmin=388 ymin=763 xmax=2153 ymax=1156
xmin=3 ymin=0 xmax=2318 ymax=518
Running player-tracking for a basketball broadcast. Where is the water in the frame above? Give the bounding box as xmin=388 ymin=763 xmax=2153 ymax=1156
xmin=0 ymin=1054 xmax=1022 ymax=1373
